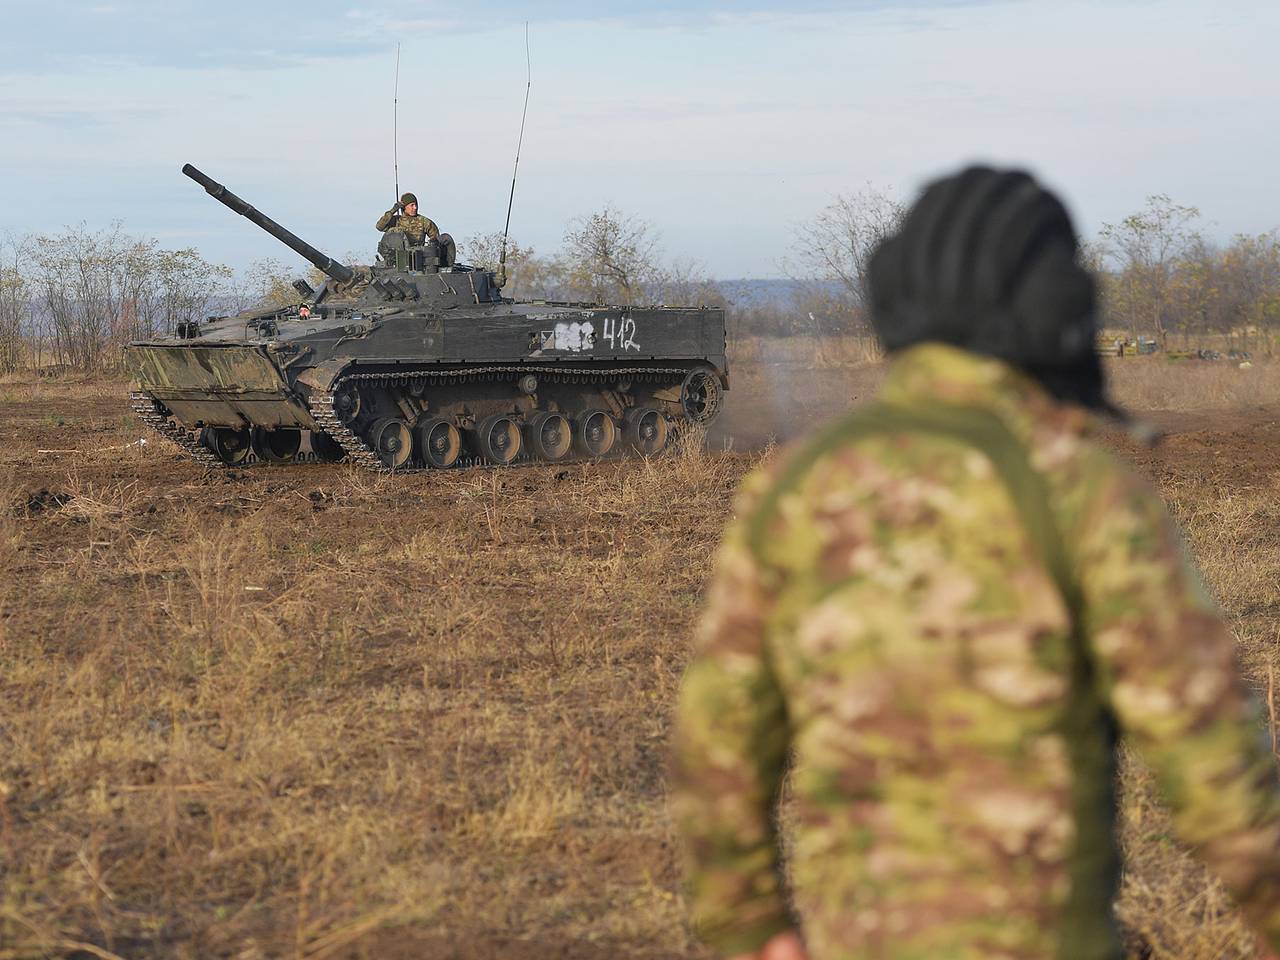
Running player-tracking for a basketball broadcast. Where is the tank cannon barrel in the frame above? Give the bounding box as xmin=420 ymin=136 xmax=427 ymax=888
xmin=182 ymin=163 xmax=354 ymax=285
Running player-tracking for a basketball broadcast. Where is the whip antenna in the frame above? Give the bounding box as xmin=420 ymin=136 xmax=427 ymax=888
xmin=393 ymin=42 xmax=401 ymax=200
xmin=497 ymin=23 xmax=531 ymax=289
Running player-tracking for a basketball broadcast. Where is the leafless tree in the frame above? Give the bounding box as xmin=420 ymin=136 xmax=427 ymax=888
xmin=562 ymin=206 xmax=658 ymax=305
xmin=786 ymin=184 xmax=906 ymax=315
xmin=1219 ymin=232 xmax=1280 ymax=353
xmin=646 ymin=255 xmax=724 ymax=309
xmin=463 ymin=223 xmax=718 ymax=307
xmin=779 ymin=184 xmax=904 ymax=360
xmin=1170 ymin=231 xmax=1280 ymax=353
xmin=1099 ymin=194 xmax=1201 ymax=347
xmin=457 ymin=232 xmax=568 ymax=301
xmin=0 ymin=233 xmax=31 ymax=372
xmin=24 ymin=225 xmax=232 ymax=371
xmin=230 ymin=258 xmax=321 ymax=313
xmin=31 ymin=224 xmax=119 ymax=370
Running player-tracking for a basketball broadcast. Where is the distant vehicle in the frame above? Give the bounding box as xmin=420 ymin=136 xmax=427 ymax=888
xmin=126 ymin=166 xmax=727 ymax=470
xmin=1095 ymin=335 xmax=1126 ymax=357
xmin=1095 ymin=334 xmax=1160 ymax=357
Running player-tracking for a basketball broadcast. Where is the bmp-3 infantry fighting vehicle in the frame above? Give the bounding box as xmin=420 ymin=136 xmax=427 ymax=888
xmin=125 ymin=165 xmax=727 ymax=470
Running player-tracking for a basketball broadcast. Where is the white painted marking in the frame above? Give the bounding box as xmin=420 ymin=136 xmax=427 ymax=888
xmin=602 ymin=315 xmax=641 ymax=351
xmin=552 ymin=320 xmax=596 ymax=352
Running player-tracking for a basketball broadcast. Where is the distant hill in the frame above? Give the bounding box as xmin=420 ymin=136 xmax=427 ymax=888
xmin=715 ymin=278 xmax=797 ymax=308
xmin=714 ymin=278 xmax=840 ymax=309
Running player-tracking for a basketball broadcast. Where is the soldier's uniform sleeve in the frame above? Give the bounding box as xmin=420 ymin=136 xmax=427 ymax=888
xmin=1076 ymin=461 xmax=1280 ymax=947
xmin=671 ymin=469 xmax=793 ymax=957
xmin=424 ymin=217 xmax=440 ymax=241
xmin=375 ymin=208 xmax=399 ymax=232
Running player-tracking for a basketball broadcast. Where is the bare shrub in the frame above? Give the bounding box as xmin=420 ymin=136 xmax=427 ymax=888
xmin=786 ymin=184 xmax=905 ymax=316
xmin=0 ymin=233 xmax=32 ymax=373
xmin=25 ymin=225 xmax=229 ymax=372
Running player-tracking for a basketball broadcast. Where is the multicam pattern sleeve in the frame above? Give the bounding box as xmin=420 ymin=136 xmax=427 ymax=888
xmin=1075 ymin=461 xmax=1280 ymax=947
xmin=671 ymin=468 xmax=794 ymax=957
xmin=374 ymin=212 xmax=440 ymax=244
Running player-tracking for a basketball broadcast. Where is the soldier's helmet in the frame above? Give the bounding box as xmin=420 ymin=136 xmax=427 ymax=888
xmin=868 ymin=166 xmax=1104 ymax=409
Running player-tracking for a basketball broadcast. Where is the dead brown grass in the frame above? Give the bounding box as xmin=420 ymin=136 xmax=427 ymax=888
xmin=3 ymin=358 xmax=1280 ymax=958
xmin=729 ymin=335 xmax=882 ymax=368
xmin=1113 ymin=468 xmax=1280 ymax=959
xmin=1108 ymin=355 xmax=1280 ymax=411
xmin=0 ymin=401 xmax=741 ymax=959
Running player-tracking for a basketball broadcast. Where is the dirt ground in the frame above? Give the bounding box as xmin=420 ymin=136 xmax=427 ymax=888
xmin=3 ymin=360 xmax=1280 ymax=959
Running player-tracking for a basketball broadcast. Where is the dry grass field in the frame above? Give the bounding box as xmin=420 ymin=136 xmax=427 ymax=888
xmin=3 ymin=349 xmax=1280 ymax=959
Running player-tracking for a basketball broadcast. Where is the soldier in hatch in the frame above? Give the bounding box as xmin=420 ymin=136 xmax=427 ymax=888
xmin=376 ymin=192 xmax=439 ymax=245
xmin=671 ymin=166 xmax=1280 ymax=960
xmin=376 ymin=192 xmax=456 ymax=266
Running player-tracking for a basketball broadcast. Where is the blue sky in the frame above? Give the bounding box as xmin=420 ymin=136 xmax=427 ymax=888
xmin=1 ymin=0 xmax=1277 ymax=278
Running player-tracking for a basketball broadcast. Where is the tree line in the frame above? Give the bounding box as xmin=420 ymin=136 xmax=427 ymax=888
xmin=0 ymin=208 xmax=726 ymax=374
xmin=2 ymin=193 xmax=1277 ymax=374
xmin=778 ymin=188 xmax=1280 ymax=356
xmin=1091 ymin=196 xmax=1280 ymax=351
xmin=0 ymin=228 xmax=290 ymax=374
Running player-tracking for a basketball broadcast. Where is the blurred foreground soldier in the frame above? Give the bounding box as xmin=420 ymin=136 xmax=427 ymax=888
xmin=671 ymin=166 xmax=1280 ymax=960
xmin=376 ymin=192 xmax=439 ymax=245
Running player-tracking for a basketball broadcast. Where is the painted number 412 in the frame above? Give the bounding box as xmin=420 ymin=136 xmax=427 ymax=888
xmin=603 ymin=315 xmax=640 ymax=351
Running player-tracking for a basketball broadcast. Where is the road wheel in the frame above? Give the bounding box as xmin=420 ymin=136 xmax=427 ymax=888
xmin=625 ymin=406 xmax=669 ymax=456
xmin=525 ymin=412 xmax=572 ymax=462
xmin=573 ymin=409 xmax=617 ymax=458
xmin=332 ymin=382 xmax=362 ymax=422
xmin=369 ymin=417 xmax=412 ymax=469
xmin=416 ymin=417 xmax=461 ymax=469
xmin=200 ymin=426 xmax=251 ymax=465
xmin=680 ymin=368 xmax=722 ymax=425
xmin=251 ymin=427 xmax=301 ymax=465
xmin=476 ymin=414 xmax=522 ymax=465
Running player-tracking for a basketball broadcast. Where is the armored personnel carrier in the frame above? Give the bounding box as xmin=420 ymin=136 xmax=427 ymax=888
xmin=126 ymin=165 xmax=727 ymax=470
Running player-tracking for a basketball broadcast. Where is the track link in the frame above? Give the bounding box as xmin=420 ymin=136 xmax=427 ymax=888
xmin=131 ymin=364 xmax=717 ymax=472
xmin=310 ymin=365 xmax=697 ymax=472
xmin=129 ymin=392 xmax=226 ymax=469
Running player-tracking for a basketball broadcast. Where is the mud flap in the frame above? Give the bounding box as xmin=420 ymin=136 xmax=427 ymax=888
xmin=295 ymin=360 xmax=350 ymax=394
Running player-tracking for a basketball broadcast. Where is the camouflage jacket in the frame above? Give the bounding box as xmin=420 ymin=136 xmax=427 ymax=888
xmin=375 ymin=208 xmax=439 ymax=245
xmin=671 ymin=343 xmax=1280 ymax=960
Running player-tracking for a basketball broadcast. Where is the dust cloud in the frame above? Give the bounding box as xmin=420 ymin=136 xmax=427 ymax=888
xmin=710 ymin=354 xmax=886 ymax=452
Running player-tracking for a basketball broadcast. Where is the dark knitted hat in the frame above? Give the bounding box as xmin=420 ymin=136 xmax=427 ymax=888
xmin=869 ymin=166 xmax=1105 ymax=409
xmin=400 ymin=192 xmax=418 ymax=206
